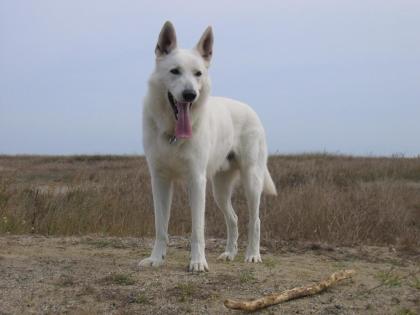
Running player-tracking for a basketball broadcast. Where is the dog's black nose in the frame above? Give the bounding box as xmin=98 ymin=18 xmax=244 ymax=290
xmin=182 ymin=89 xmax=197 ymax=102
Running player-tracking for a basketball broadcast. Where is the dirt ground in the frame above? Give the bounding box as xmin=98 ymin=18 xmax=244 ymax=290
xmin=0 ymin=236 xmax=419 ymax=315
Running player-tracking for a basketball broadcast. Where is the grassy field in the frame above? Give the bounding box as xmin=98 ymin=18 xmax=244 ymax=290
xmin=1 ymin=154 xmax=420 ymax=314
xmin=0 ymin=154 xmax=419 ymax=248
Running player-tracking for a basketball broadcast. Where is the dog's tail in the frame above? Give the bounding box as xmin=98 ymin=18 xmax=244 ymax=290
xmin=263 ymin=167 xmax=277 ymax=196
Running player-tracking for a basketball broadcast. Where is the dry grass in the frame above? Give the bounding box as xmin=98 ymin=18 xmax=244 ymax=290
xmin=0 ymin=154 xmax=419 ymax=248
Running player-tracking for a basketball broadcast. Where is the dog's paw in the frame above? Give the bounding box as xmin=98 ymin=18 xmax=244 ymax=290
xmin=217 ymin=251 xmax=236 ymax=261
xmin=244 ymin=254 xmax=262 ymax=263
xmin=189 ymin=259 xmax=209 ymax=272
xmin=138 ymin=256 xmax=164 ymax=268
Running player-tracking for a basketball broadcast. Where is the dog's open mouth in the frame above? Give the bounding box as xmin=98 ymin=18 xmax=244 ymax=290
xmin=168 ymin=92 xmax=193 ymax=139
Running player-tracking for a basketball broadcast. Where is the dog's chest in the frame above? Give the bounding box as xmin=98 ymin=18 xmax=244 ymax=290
xmin=147 ymin=138 xmax=204 ymax=177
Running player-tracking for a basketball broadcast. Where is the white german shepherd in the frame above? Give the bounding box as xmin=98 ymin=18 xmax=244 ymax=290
xmin=140 ymin=21 xmax=277 ymax=272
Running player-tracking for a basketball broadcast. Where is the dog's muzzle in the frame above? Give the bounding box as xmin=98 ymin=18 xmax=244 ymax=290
xmin=168 ymin=91 xmax=178 ymax=120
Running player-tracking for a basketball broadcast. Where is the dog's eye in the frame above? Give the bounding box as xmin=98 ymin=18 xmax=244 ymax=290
xmin=170 ymin=68 xmax=180 ymax=75
xmin=195 ymin=71 xmax=202 ymax=77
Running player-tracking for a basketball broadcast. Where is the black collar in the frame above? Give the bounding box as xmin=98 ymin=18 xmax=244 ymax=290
xmin=163 ymin=131 xmax=177 ymax=144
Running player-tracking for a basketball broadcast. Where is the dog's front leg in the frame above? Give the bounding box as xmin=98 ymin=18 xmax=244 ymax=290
xmin=139 ymin=174 xmax=173 ymax=268
xmin=188 ymin=173 xmax=208 ymax=272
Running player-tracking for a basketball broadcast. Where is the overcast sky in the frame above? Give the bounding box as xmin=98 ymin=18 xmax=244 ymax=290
xmin=1 ymin=0 xmax=419 ymax=156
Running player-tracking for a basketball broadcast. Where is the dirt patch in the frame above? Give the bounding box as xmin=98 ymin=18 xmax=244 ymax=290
xmin=0 ymin=236 xmax=419 ymax=314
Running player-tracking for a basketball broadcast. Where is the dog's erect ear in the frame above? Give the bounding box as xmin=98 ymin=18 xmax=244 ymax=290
xmin=155 ymin=21 xmax=177 ymax=57
xmin=195 ymin=26 xmax=213 ymax=65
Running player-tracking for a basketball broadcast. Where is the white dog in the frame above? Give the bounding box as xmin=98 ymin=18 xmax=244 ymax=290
xmin=139 ymin=21 xmax=277 ymax=272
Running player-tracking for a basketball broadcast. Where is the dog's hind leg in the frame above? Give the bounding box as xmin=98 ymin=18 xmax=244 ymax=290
xmin=241 ymin=166 xmax=264 ymax=263
xmin=139 ymin=174 xmax=173 ymax=268
xmin=212 ymin=169 xmax=239 ymax=261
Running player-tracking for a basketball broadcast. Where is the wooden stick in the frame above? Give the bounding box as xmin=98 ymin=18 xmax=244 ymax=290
xmin=224 ymin=269 xmax=356 ymax=312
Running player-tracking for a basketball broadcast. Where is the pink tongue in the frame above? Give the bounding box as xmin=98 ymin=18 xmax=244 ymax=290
xmin=175 ymin=103 xmax=192 ymax=139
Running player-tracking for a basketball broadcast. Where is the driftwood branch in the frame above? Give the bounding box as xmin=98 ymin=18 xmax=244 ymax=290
xmin=224 ymin=269 xmax=356 ymax=312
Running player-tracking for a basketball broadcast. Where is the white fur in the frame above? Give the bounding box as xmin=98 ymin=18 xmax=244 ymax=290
xmin=139 ymin=22 xmax=277 ymax=272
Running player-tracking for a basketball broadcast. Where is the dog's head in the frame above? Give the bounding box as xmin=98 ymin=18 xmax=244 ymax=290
xmin=151 ymin=21 xmax=213 ymax=139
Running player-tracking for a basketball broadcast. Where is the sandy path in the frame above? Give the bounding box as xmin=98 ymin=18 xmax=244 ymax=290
xmin=0 ymin=236 xmax=419 ymax=314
